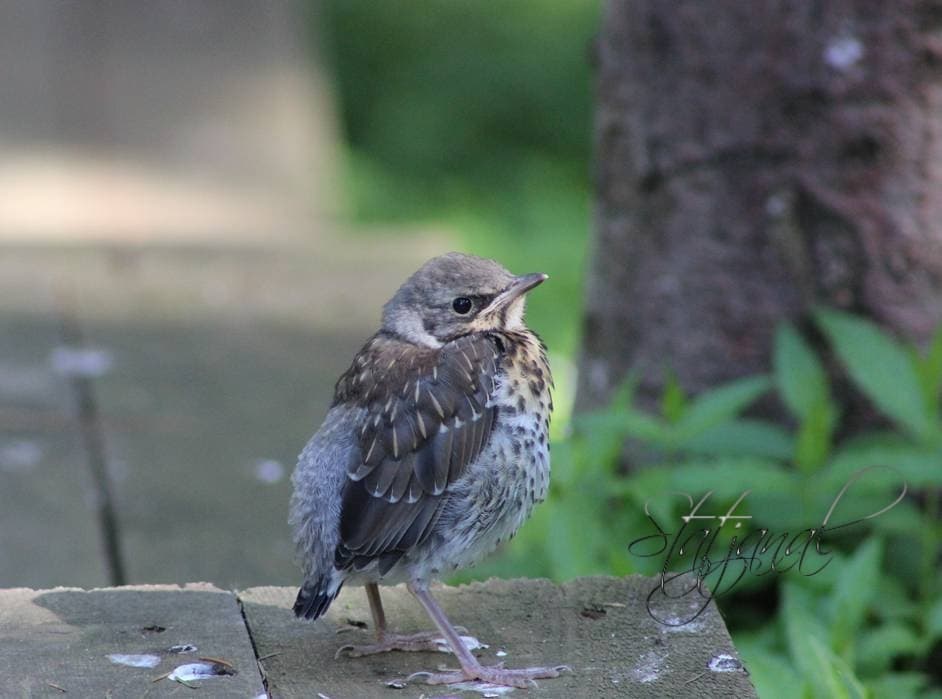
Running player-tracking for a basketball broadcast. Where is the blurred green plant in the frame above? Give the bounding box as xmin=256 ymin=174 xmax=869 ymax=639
xmin=455 ymin=308 xmax=942 ymax=698
xmin=312 ymin=0 xmax=599 ymax=357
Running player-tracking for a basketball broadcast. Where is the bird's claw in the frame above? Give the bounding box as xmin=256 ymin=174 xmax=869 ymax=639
xmin=334 ymin=630 xmax=479 ymax=658
xmin=405 ymin=663 xmax=567 ymax=689
xmin=405 ymin=670 xmax=435 ymax=682
xmin=334 ymin=644 xmax=356 ymax=659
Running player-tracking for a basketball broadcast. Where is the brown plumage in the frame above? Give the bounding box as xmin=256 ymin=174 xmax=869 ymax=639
xmin=335 ymin=332 xmax=501 ymax=575
xmin=289 ymin=252 xmax=567 ymax=689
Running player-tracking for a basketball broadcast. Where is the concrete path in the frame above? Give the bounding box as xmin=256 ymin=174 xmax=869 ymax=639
xmin=0 ymin=0 xmax=456 ymax=591
xmin=0 ymin=236 xmax=445 ymax=590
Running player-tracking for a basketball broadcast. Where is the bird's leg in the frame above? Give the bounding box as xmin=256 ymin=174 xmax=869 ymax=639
xmin=404 ymin=582 xmax=570 ymax=689
xmin=335 ymin=583 xmax=476 ymax=658
xmin=365 ymin=582 xmax=387 ymax=640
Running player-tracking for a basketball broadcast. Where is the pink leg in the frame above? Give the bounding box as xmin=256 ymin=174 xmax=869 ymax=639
xmin=335 ymin=583 xmax=473 ymax=658
xmin=405 ymin=581 xmax=570 ymax=689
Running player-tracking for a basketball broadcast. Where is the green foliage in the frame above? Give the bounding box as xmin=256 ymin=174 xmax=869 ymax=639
xmin=317 ymin=0 xmax=595 ymax=199
xmin=458 ymin=311 xmax=942 ymax=697
xmin=313 ymin=0 xmax=599 ymax=357
xmin=816 ymin=309 xmax=939 ymax=443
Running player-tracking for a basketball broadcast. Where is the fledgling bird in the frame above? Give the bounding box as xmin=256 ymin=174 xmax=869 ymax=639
xmin=289 ymin=252 xmax=566 ymax=688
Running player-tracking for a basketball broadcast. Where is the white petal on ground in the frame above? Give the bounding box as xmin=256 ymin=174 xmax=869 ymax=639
xmin=107 ymin=653 xmax=161 ymax=668
xmin=167 ymin=662 xmax=234 ymax=682
xmin=427 ymin=635 xmax=488 ymax=654
xmin=450 ymin=682 xmax=515 ymax=695
xmin=708 ymin=653 xmax=744 ymax=672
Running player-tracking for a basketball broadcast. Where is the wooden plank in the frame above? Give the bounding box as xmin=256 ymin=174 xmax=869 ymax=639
xmin=0 ymin=583 xmax=265 ymax=697
xmin=240 ymin=576 xmax=757 ymax=698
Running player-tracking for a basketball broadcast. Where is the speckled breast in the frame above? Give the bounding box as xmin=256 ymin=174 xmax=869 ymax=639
xmin=438 ymin=330 xmax=553 ymax=568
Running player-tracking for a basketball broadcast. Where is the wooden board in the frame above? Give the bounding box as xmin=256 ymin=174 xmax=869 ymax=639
xmin=241 ymin=576 xmax=757 ymax=698
xmin=0 ymin=583 xmax=265 ymax=697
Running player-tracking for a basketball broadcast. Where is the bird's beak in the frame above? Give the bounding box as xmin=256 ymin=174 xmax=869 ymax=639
xmin=488 ymin=272 xmax=548 ymax=311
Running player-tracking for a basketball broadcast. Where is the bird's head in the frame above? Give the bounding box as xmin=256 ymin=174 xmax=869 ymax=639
xmin=381 ymin=252 xmax=547 ymax=347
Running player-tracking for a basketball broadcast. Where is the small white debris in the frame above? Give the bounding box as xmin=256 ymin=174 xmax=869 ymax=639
xmin=708 ymin=653 xmax=744 ymax=673
xmin=632 ymin=650 xmax=666 ymax=683
xmin=107 ymin=653 xmax=160 ymax=668
xmin=427 ymin=635 xmax=488 ymax=654
xmin=450 ymin=682 xmax=515 ymax=695
xmin=824 ymin=35 xmax=863 ymax=70
xmin=167 ymin=662 xmax=234 ymax=682
xmin=253 ymin=459 xmax=285 ymax=484
xmin=0 ymin=440 xmax=43 ymax=473
xmin=167 ymin=644 xmax=197 ymax=654
xmin=659 ymin=616 xmax=704 ymax=633
xmin=50 ymin=346 xmax=113 ymax=378
xmin=495 ymin=649 xmax=508 ymax=658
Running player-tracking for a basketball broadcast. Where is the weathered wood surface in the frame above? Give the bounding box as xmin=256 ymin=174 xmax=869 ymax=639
xmin=0 ymin=576 xmax=756 ymax=698
xmin=0 ymin=583 xmax=264 ymax=697
xmin=243 ymin=576 xmax=755 ymax=698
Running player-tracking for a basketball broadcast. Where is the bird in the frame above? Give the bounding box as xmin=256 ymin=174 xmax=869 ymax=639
xmin=289 ymin=252 xmax=567 ymax=688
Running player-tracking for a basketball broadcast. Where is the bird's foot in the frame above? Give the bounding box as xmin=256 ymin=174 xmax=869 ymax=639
xmin=407 ymin=662 xmax=571 ymax=689
xmin=335 ymin=628 xmax=481 ymax=659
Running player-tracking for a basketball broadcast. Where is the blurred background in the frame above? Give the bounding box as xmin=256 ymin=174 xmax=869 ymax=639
xmin=0 ymin=0 xmax=597 ymax=590
xmin=2 ymin=2 xmax=941 ymax=696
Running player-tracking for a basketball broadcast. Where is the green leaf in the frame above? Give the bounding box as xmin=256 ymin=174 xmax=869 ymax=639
xmin=671 ymin=375 xmax=772 ymax=442
xmin=668 ymin=458 xmax=799 ymax=500
xmin=794 ymin=392 xmax=837 ymax=474
xmin=866 ymin=673 xmax=928 ymax=699
xmin=661 ymin=370 xmax=687 ymax=423
xmin=545 ymin=493 xmax=605 ymax=579
xmin=916 ymin=324 xmax=942 ymax=420
xmin=816 ymin=308 xmax=937 ymax=443
xmin=681 ymin=419 xmax=794 ymax=460
xmin=928 ymin=596 xmax=942 ymax=641
xmin=829 ymin=538 xmax=882 ymax=654
xmin=872 ymin=575 xmax=920 ymax=623
xmin=735 ymin=640 xmax=804 ymax=699
xmin=782 ymin=582 xmax=833 ymax=691
xmin=575 ymin=408 xmax=666 ymax=444
xmin=856 ymin=623 xmax=923 ymax=675
xmin=775 ymin=323 xmax=829 ymax=421
xmin=810 ymin=642 xmax=867 ymax=699
xmin=825 ymin=443 xmax=942 ymax=489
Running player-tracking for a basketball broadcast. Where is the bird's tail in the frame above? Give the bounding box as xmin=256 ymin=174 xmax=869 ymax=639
xmin=293 ymin=575 xmax=342 ymax=620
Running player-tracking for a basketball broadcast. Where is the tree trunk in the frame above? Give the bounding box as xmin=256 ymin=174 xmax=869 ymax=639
xmin=578 ymin=0 xmax=942 ymax=415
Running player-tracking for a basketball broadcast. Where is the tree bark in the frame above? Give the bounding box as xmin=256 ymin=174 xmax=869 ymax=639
xmin=578 ymin=0 xmax=942 ymax=414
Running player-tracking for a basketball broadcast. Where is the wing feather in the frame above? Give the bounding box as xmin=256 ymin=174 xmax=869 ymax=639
xmin=334 ymin=332 xmax=502 ymax=572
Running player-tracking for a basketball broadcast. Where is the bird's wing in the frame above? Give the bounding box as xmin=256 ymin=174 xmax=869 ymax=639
xmin=333 ymin=332 xmax=502 ymax=574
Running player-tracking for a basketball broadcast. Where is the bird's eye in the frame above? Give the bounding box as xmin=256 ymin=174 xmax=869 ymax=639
xmin=452 ymin=297 xmax=473 ymax=315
